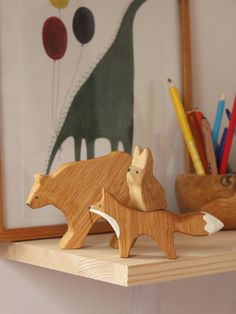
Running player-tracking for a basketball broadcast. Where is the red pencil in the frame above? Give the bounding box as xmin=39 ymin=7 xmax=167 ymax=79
xmin=220 ymin=95 xmax=236 ymax=174
xmin=194 ymin=109 xmax=204 ymax=130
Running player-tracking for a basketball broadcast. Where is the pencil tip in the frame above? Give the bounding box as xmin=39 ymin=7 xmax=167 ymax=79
xmin=220 ymin=93 xmax=225 ymax=100
xmin=167 ymin=78 xmax=172 ymax=84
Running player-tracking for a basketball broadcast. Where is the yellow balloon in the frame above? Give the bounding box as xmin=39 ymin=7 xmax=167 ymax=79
xmin=49 ymin=0 xmax=69 ymax=9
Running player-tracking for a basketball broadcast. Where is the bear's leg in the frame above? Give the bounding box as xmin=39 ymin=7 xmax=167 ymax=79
xmin=59 ymin=220 xmax=93 ymax=249
xmin=59 ymin=211 xmax=102 ymax=249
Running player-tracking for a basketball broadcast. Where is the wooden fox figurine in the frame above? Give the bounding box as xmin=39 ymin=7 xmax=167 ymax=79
xmin=127 ymin=145 xmax=167 ymax=211
xmin=90 ymin=189 xmax=224 ymax=259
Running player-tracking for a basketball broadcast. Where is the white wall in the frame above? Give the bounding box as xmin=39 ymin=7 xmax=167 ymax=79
xmin=0 ymin=1 xmax=236 ymax=313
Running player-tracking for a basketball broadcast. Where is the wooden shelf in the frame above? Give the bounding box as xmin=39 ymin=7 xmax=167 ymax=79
xmin=0 ymin=231 xmax=235 ymax=287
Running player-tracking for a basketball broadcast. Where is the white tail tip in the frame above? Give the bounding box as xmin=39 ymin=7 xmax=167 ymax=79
xmin=202 ymin=212 xmax=224 ymax=235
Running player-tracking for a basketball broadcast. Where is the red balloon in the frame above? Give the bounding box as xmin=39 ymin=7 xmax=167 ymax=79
xmin=42 ymin=17 xmax=67 ymax=60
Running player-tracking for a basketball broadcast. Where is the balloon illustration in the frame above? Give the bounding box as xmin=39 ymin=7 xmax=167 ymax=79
xmin=57 ymin=6 xmax=95 ymax=132
xmin=42 ymin=17 xmax=68 ymax=136
xmin=73 ymin=7 xmax=95 ymax=44
xmin=49 ymin=0 xmax=69 ymax=9
xmin=42 ymin=17 xmax=67 ymax=60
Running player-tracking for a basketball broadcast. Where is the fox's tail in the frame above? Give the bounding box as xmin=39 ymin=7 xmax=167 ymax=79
xmin=176 ymin=212 xmax=224 ymax=236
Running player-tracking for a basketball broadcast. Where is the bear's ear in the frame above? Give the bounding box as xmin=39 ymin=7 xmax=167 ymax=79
xmin=35 ymin=174 xmax=44 ymax=182
xmin=34 ymin=174 xmax=49 ymax=184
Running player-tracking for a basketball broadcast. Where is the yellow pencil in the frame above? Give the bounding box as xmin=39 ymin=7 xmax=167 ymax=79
xmin=168 ymin=79 xmax=205 ymax=175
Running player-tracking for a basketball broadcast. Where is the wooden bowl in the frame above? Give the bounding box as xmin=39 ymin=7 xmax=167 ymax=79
xmin=175 ymin=174 xmax=236 ymax=230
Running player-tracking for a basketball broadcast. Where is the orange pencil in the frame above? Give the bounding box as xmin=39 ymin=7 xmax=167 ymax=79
xmin=187 ymin=111 xmax=209 ymax=173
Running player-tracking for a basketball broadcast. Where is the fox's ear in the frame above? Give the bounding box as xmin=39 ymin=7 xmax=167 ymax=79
xmin=132 ymin=145 xmax=143 ymax=166
xmin=140 ymin=148 xmax=153 ymax=170
xmin=101 ymin=188 xmax=107 ymax=200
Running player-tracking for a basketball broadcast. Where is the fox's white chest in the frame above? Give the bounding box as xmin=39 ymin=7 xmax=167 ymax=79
xmin=90 ymin=208 xmax=120 ymax=238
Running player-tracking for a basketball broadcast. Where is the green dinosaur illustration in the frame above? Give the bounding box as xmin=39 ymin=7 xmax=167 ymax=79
xmin=46 ymin=0 xmax=147 ymax=174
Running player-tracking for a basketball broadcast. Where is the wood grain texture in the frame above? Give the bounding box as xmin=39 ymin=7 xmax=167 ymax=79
xmin=201 ymin=117 xmax=218 ymax=175
xmin=176 ymin=174 xmax=236 ymax=229
xmin=90 ymin=189 xmax=223 ymax=259
xmin=180 ymin=0 xmax=192 ymax=111
xmin=180 ymin=0 xmax=194 ymax=174
xmin=187 ymin=111 xmax=209 ymax=173
xmin=27 ymin=152 xmax=132 ymax=249
xmin=0 ymin=231 xmax=235 ymax=287
xmin=127 ymin=146 xmax=167 ymax=211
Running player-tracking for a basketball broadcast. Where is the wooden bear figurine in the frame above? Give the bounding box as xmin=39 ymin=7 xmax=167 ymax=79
xmin=90 ymin=189 xmax=224 ymax=259
xmin=26 ymin=151 xmax=132 ymax=249
xmin=127 ymin=145 xmax=167 ymax=211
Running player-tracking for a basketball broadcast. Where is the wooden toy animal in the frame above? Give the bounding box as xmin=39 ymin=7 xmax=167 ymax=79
xmin=176 ymin=174 xmax=236 ymax=229
xmin=90 ymin=189 xmax=224 ymax=259
xmin=46 ymin=0 xmax=147 ymax=174
xmin=27 ymin=152 xmax=132 ymax=249
xmin=127 ymin=145 xmax=167 ymax=211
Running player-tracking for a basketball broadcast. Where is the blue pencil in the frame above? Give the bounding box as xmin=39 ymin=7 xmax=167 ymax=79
xmin=225 ymin=108 xmax=236 ymax=136
xmin=212 ymin=94 xmax=225 ymax=151
xmin=216 ymin=127 xmax=228 ymax=168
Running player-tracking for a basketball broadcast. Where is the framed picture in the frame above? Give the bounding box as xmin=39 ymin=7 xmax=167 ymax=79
xmin=0 ymin=0 xmax=192 ymax=241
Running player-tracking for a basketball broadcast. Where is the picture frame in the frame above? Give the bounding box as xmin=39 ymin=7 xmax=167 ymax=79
xmin=0 ymin=0 xmax=192 ymax=242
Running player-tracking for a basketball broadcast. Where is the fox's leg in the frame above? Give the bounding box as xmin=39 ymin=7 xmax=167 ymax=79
xmin=119 ymin=235 xmax=137 ymax=258
xmin=109 ymin=234 xmax=119 ymax=249
xmin=152 ymin=232 xmax=177 ymax=259
xmin=109 ymin=235 xmax=137 ymax=250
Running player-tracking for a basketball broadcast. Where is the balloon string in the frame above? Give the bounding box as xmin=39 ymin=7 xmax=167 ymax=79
xmin=55 ymin=60 xmax=61 ymax=135
xmin=51 ymin=60 xmax=56 ymax=135
xmin=56 ymin=45 xmax=84 ymax=133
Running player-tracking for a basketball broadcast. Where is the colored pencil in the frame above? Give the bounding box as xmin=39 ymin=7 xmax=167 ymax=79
xmin=187 ymin=111 xmax=209 ymax=173
xmin=194 ymin=109 xmax=204 ymax=129
xmin=220 ymin=95 xmax=236 ymax=174
xmin=168 ymin=79 xmax=205 ymax=175
xmin=202 ymin=117 xmax=218 ymax=174
xmin=216 ymin=127 xmax=227 ymax=168
xmin=225 ymin=108 xmax=236 ymax=136
xmin=212 ymin=94 xmax=225 ymax=151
